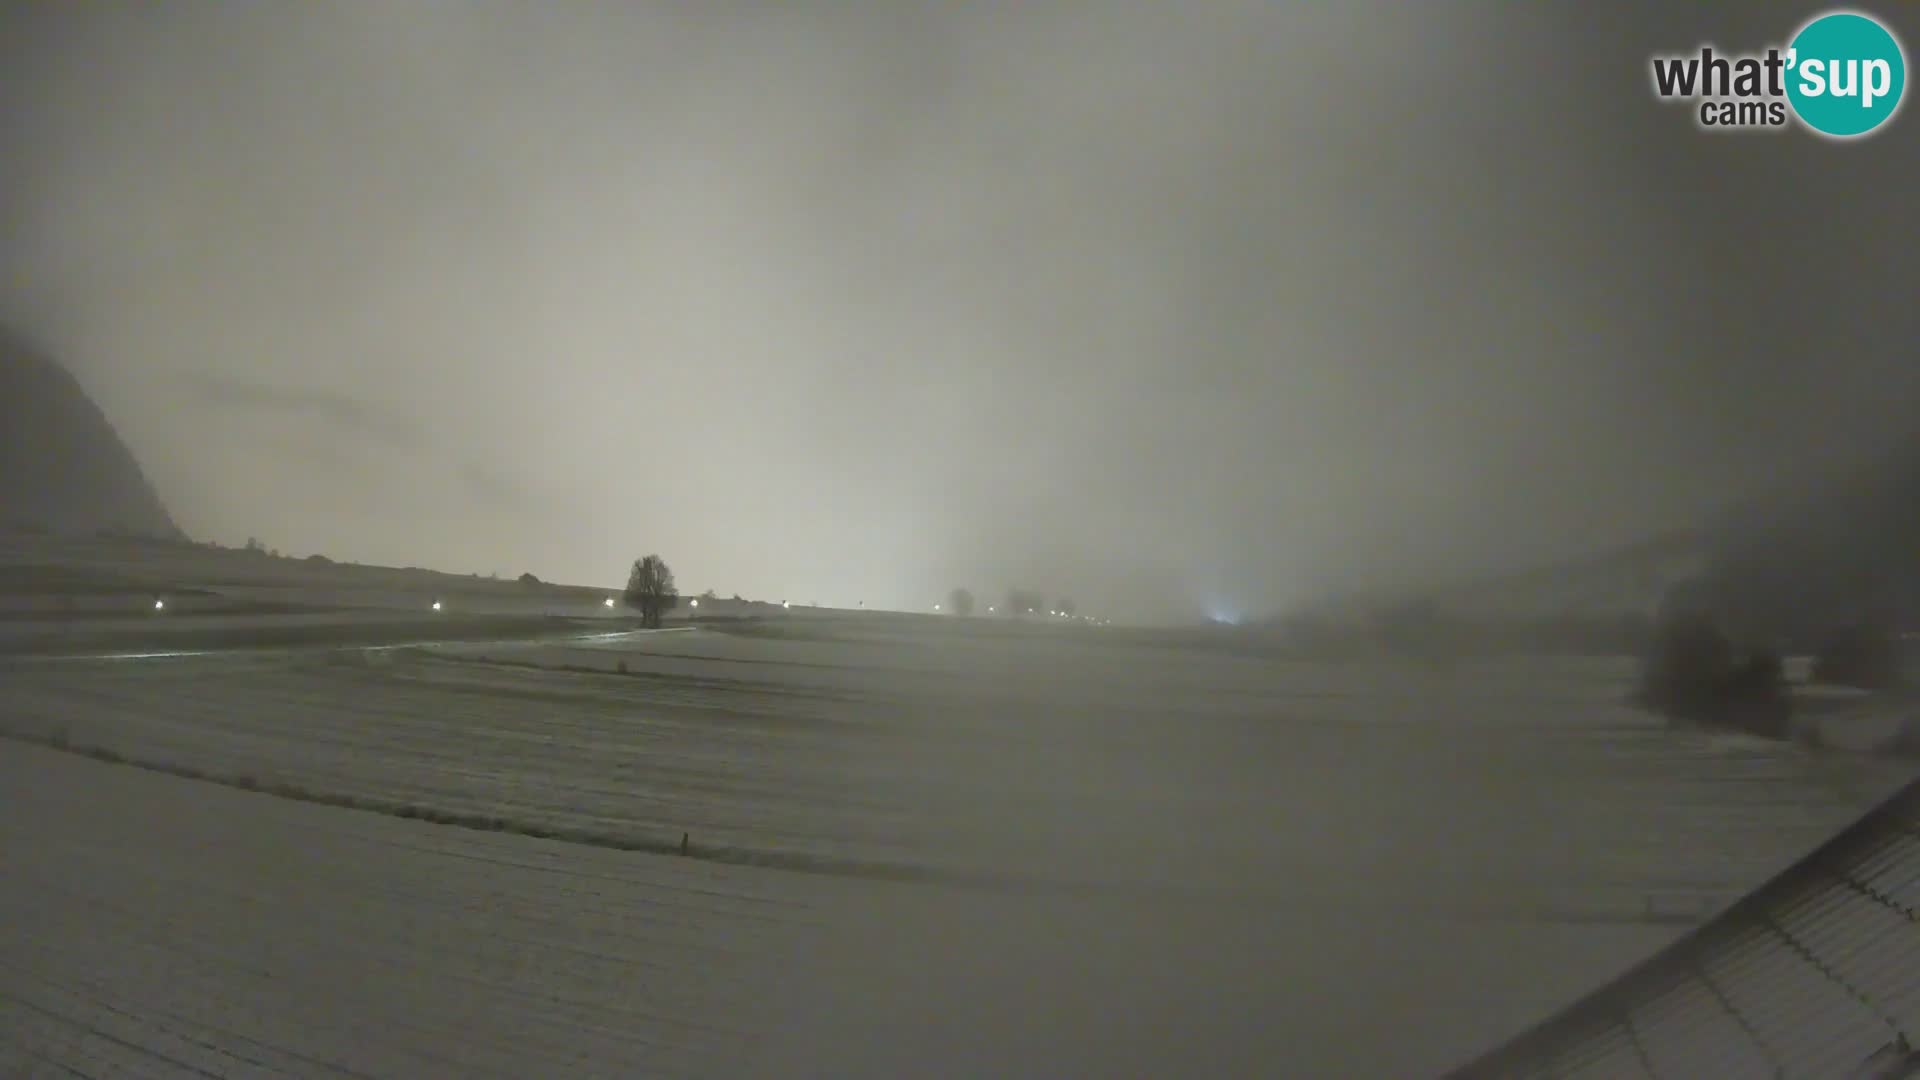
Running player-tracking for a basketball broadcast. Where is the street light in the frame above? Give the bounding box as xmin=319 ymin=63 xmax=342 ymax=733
xmin=604 ymin=597 xmax=615 ymax=608
xmin=690 ymin=598 xmax=699 ymax=609
xmin=431 ymin=600 xmax=443 ymax=612
xmin=153 ymin=597 xmax=165 ymax=611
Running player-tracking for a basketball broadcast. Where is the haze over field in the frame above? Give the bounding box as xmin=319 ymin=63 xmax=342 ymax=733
xmin=2 ymin=568 xmax=1908 ymax=1074
xmin=2 ymin=3 xmax=1916 ymax=619
xmin=9 ymin=7 xmax=1920 ymax=1075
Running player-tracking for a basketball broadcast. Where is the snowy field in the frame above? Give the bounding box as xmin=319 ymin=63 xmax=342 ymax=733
xmin=1 ymin=741 xmax=827 ymax=1078
xmin=0 ymin=740 xmax=1697 ymax=1078
xmin=3 ymin=544 xmax=1916 ymax=1074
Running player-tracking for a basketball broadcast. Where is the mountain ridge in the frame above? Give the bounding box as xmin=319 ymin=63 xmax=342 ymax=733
xmin=0 ymin=325 xmax=183 ymax=541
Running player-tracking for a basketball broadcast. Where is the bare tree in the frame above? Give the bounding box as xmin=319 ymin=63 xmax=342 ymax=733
xmin=623 ymin=554 xmax=678 ymax=628
xmin=949 ymin=587 xmax=975 ymax=616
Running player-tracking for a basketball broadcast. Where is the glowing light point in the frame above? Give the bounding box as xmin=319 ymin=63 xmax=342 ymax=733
xmin=689 ymin=598 xmax=699 ymax=608
xmin=153 ymin=598 xmax=165 ymax=611
xmin=431 ymin=600 xmax=443 ymax=611
xmin=604 ymin=597 xmax=615 ymax=608
xmin=933 ymin=603 xmax=942 ymax=611
xmin=783 ymin=600 xmax=791 ymax=609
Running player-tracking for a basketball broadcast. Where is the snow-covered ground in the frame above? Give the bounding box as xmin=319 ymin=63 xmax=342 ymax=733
xmin=0 ymin=738 xmax=1690 ymax=1078
xmin=4 ymin=559 xmax=1916 ymax=1075
xmin=0 ymin=740 xmax=826 ymax=1078
xmin=1790 ymin=682 xmax=1920 ymax=756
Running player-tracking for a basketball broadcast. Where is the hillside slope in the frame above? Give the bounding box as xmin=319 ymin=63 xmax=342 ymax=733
xmin=1301 ymin=434 xmax=1920 ymax=643
xmin=1701 ymin=435 xmax=1920 ymax=638
xmin=0 ymin=326 xmax=181 ymax=540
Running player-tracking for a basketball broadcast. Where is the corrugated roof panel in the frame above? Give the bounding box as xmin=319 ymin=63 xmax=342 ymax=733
xmin=1445 ymin=773 xmax=1920 ymax=1078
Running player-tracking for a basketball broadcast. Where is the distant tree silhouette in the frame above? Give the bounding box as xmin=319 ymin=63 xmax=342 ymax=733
xmin=1638 ymin=610 xmax=1735 ymax=716
xmin=949 ymin=587 xmax=975 ymax=616
xmin=1058 ymin=597 xmax=1076 ymax=617
xmin=518 ymin=571 xmax=541 ymax=586
xmin=700 ymin=588 xmax=718 ymax=601
xmin=623 ymin=555 xmax=678 ymax=628
xmin=1005 ymin=588 xmax=1044 ymax=617
xmin=1637 ymin=592 xmax=1791 ymax=739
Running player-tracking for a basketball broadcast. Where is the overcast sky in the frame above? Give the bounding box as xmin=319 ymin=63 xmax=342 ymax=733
xmin=2 ymin=2 xmax=1915 ymax=620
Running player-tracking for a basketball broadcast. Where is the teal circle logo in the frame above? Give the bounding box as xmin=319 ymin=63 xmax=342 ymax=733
xmin=1786 ymin=11 xmax=1907 ymax=138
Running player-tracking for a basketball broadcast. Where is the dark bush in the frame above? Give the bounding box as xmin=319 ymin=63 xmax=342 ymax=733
xmin=1638 ymin=612 xmax=1731 ymax=711
xmin=1637 ymin=611 xmax=1791 ymax=737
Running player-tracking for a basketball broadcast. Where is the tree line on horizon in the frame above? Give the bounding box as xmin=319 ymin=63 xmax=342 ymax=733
xmin=617 ymin=555 xmax=1086 ymax=625
xmin=942 ymin=586 xmax=1075 ymax=618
